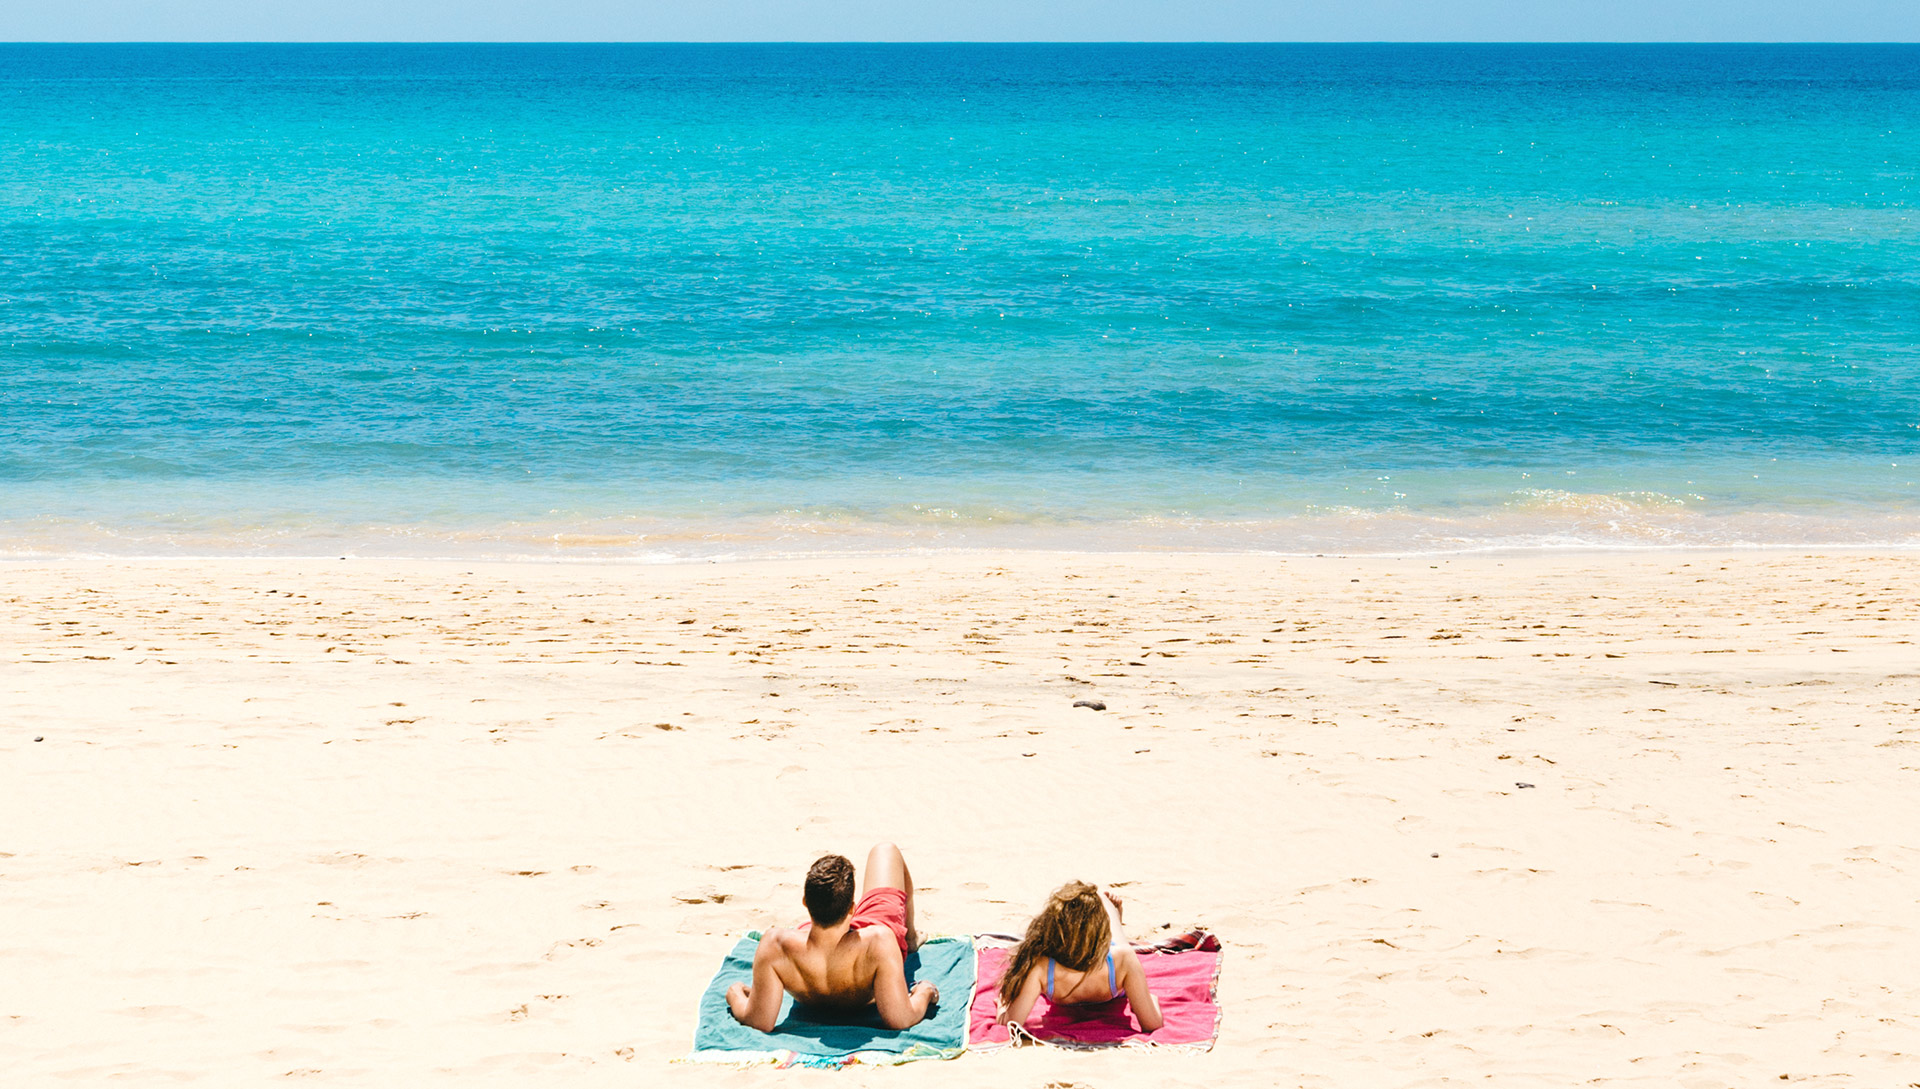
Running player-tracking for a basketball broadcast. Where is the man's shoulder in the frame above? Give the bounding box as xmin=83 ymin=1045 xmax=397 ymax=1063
xmin=755 ymin=926 xmax=809 ymax=959
xmin=853 ymin=925 xmax=904 ymax=969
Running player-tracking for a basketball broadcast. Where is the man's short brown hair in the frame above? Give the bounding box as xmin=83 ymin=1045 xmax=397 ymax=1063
xmin=804 ymin=854 xmax=856 ymax=925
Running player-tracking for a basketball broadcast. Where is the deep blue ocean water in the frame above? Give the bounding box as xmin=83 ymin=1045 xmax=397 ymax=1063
xmin=3 ymin=44 xmax=1918 ymax=557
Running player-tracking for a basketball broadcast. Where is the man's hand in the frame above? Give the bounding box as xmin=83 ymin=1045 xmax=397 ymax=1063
xmin=911 ymin=981 xmax=940 ymax=1010
xmin=725 ymin=982 xmax=751 ymax=1022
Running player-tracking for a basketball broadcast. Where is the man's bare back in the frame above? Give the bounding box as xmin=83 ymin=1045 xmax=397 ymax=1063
xmin=726 ymin=843 xmax=939 ymax=1032
xmin=757 ymin=919 xmax=895 ymax=1012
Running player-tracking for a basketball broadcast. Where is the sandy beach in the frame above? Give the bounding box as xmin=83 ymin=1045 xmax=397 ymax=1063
xmin=3 ymin=549 xmax=1917 ymax=1087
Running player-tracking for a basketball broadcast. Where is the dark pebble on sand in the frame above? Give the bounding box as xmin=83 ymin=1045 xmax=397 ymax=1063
xmin=34 ymin=736 xmax=44 ymax=742
xmin=1516 ymin=782 xmax=1535 ymax=789
xmin=1073 ymin=700 xmax=1107 ymax=711
xmin=1430 ymin=852 xmax=1439 ymax=858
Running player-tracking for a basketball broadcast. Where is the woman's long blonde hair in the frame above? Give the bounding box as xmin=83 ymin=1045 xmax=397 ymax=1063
xmin=998 ymin=880 xmax=1112 ymax=1005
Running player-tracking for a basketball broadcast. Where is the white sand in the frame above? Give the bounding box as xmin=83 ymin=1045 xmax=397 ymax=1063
xmin=3 ymin=551 xmax=1918 ymax=1087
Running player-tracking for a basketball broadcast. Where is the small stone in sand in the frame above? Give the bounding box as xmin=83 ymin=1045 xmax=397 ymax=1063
xmin=33 ymin=736 xmax=44 ymax=742
xmin=1516 ymin=782 xmax=1535 ymax=789
xmin=1430 ymin=852 xmax=1440 ymax=858
xmin=1073 ymin=700 xmax=1107 ymax=711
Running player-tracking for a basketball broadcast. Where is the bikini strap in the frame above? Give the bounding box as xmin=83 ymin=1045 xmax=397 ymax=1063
xmin=1106 ymin=951 xmax=1118 ymax=997
xmin=1045 ymin=958 xmax=1056 ymax=1000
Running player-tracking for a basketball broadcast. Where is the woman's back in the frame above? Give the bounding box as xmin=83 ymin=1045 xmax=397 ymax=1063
xmin=1038 ymin=940 xmax=1127 ymax=1005
xmin=996 ymin=881 xmax=1163 ymax=1031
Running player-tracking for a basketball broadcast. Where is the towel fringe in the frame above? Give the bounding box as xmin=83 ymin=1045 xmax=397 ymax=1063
xmin=677 ymin=1044 xmax=966 ymax=1069
xmin=998 ymin=1022 xmax=1216 ymax=1054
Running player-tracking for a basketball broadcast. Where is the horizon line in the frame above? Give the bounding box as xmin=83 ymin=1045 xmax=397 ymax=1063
xmin=4 ymin=39 xmax=1919 ymax=46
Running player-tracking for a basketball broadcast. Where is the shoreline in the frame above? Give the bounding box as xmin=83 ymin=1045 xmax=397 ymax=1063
xmin=5 ymin=538 xmax=1920 ymax=566
xmin=6 ymin=490 xmax=1920 ymax=564
xmin=5 ymin=549 xmax=1918 ymax=1085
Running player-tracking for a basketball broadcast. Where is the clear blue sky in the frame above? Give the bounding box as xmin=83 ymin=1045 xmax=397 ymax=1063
xmin=3 ymin=0 xmax=1916 ymax=42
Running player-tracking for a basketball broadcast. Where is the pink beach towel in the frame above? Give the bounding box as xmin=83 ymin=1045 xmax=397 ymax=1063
xmin=967 ymin=941 xmax=1222 ymax=1050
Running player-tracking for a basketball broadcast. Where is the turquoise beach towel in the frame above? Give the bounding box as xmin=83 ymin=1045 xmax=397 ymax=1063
xmin=685 ymin=932 xmax=975 ymax=1068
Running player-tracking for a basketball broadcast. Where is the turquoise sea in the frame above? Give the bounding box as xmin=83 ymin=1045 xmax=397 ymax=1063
xmin=3 ymin=44 xmax=1918 ymax=558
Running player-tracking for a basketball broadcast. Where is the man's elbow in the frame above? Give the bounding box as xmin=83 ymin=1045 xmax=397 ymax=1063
xmin=729 ymin=1009 xmax=774 ymax=1034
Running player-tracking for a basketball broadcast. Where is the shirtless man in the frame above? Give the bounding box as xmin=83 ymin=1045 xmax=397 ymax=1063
xmin=726 ymin=843 xmax=940 ymax=1032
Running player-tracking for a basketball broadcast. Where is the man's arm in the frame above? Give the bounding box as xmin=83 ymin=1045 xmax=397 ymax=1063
xmin=869 ymin=936 xmax=937 ymax=1030
xmin=725 ymin=933 xmax=787 ymax=1033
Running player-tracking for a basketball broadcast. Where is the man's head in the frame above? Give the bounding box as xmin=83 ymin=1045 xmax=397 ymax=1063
xmin=803 ymin=853 xmax=857 ymax=926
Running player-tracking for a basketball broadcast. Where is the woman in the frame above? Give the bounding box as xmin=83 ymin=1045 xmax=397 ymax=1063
xmin=994 ymin=880 xmax=1164 ymax=1031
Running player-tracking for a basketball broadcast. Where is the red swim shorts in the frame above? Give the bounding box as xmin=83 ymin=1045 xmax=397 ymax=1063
xmin=846 ymin=886 xmax=911 ymax=954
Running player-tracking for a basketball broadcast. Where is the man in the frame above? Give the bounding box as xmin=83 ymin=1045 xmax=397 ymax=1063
xmin=726 ymin=843 xmax=940 ymax=1032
